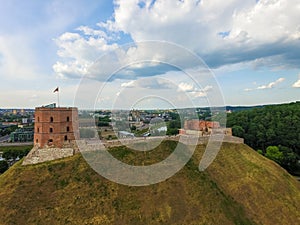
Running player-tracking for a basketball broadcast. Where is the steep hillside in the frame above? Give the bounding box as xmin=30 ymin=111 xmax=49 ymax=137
xmin=203 ymin=142 xmax=300 ymax=225
xmin=0 ymin=141 xmax=299 ymax=225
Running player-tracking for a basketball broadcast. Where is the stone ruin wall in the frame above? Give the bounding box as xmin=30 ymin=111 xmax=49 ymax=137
xmin=22 ymin=135 xmax=244 ymax=165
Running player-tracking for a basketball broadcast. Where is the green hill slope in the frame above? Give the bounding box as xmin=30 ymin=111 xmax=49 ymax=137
xmin=0 ymin=141 xmax=299 ymax=225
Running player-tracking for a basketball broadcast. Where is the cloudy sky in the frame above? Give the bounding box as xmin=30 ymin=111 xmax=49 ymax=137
xmin=0 ymin=0 xmax=299 ymax=109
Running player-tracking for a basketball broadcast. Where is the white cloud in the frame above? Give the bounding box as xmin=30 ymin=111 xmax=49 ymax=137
xmin=52 ymin=29 xmax=119 ymax=79
xmin=58 ymin=32 xmax=81 ymax=42
xmin=229 ymin=0 xmax=300 ymax=43
xmin=245 ymin=77 xmax=285 ymax=91
xmin=111 ymin=0 xmax=300 ymax=67
xmin=121 ymin=80 xmax=135 ymax=88
xmin=178 ymin=82 xmax=194 ymax=92
xmin=177 ymin=82 xmax=212 ymax=98
xmin=190 ymin=85 xmax=213 ymax=98
xmin=76 ymin=26 xmax=108 ymax=39
xmin=190 ymin=91 xmax=207 ymax=98
xmin=292 ymin=79 xmax=300 ymax=88
xmin=257 ymin=77 xmax=285 ymax=90
xmin=53 ymin=0 xmax=300 ymax=81
xmin=203 ymin=85 xmax=213 ymax=92
xmin=121 ymin=77 xmax=173 ymax=90
xmin=112 ymin=0 xmax=252 ymax=51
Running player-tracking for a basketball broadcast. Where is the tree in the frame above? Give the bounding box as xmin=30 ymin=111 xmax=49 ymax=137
xmin=168 ymin=120 xmax=181 ymax=129
xmin=257 ymin=150 xmax=263 ymax=155
xmin=18 ymin=149 xmax=30 ymax=158
xmin=265 ymin=146 xmax=283 ymax=164
xmin=97 ymin=121 xmax=109 ymax=127
xmin=278 ymin=145 xmax=298 ymax=173
xmin=2 ymin=149 xmax=15 ymax=160
xmin=166 ymin=119 xmax=181 ymax=136
xmin=166 ymin=128 xmax=178 ymax=136
xmin=0 ymin=160 xmax=9 ymax=174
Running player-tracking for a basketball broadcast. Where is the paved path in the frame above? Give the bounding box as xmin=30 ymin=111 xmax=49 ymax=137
xmin=0 ymin=142 xmax=33 ymax=147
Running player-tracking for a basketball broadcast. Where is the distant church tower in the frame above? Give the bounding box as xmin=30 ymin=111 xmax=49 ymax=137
xmin=34 ymin=103 xmax=79 ymax=148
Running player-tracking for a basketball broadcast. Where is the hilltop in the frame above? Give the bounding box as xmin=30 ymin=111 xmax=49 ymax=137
xmin=0 ymin=141 xmax=299 ymax=225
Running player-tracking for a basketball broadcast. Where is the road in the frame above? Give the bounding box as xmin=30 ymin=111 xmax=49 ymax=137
xmin=0 ymin=142 xmax=33 ymax=147
xmin=0 ymin=135 xmax=10 ymax=143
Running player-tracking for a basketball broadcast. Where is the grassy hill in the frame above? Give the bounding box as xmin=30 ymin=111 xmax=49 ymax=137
xmin=0 ymin=141 xmax=299 ymax=225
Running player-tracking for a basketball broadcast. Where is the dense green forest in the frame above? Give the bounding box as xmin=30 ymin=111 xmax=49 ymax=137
xmin=227 ymin=102 xmax=300 ymax=174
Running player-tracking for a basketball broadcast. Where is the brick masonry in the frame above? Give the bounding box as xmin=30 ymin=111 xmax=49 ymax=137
xmin=22 ymin=107 xmax=80 ymax=165
xmin=34 ymin=107 xmax=79 ymax=148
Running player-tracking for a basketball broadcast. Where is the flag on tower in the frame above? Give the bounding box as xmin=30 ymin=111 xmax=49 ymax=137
xmin=53 ymin=87 xmax=60 ymax=107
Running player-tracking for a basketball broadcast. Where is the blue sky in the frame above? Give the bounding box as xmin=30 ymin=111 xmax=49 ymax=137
xmin=0 ymin=0 xmax=299 ymax=109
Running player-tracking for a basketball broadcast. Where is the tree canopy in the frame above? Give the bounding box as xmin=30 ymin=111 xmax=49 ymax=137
xmin=227 ymin=102 xmax=300 ymax=173
xmin=0 ymin=160 xmax=9 ymax=174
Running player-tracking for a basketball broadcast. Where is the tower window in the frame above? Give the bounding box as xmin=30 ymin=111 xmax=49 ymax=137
xmin=36 ymin=139 xmax=38 ymax=143
xmin=37 ymin=117 xmax=40 ymax=122
xmin=50 ymin=117 xmax=53 ymax=122
xmin=37 ymin=127 xmax=40 ymax=133
xmin=67 ymin=126 xmax=70 ymax=132
xmin=64 ymin=135 xmax=68 ymax=141
xmin=48 ymin=139 xmax=53 ymax=145
xmin=67 ymin=116 xmax=70 ymax=122
xmin=50 ymin=127 xmax=53 ymax=133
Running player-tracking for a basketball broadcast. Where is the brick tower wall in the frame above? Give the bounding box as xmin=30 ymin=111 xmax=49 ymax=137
xmin=34 ymin=107 xmax=79 ymax=148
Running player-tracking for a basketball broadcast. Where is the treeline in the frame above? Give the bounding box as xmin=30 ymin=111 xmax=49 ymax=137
xmin=0 ymin=125 xmax=18 ymax=137
xmin=227 ymin=102 xmax=300 ymax=173
xmin=1 ymin=145 xmax=32 ymax=161
xmin=0 ymin=145 xmax=32 ymax=174
xmin=97 ymin=116 xmax=111 ymax=127
xmin=166 ymin=112 xmax=181 ymax=135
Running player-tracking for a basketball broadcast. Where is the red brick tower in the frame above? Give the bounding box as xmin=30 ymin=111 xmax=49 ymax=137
xmin=34 ymin=105 xmax=79 ymax=148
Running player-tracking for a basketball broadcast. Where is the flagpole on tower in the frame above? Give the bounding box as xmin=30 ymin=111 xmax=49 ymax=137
xmin=58 ymin=90 xmax=60 ymax=107
xmin=53 ymin=87 xmax=59 ymax=107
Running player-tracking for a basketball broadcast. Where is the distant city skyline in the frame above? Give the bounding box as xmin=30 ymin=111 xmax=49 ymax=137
xmin=0 ymin=0 xmax=299 ymax=109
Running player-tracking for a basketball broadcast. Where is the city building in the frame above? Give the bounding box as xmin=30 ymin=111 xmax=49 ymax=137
xmin=10 ymin=127 xmax=34 ymax=142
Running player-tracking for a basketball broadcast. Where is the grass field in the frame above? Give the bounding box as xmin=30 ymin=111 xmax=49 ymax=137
xmin=0 ymin=141 xmax=299 ymax=225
